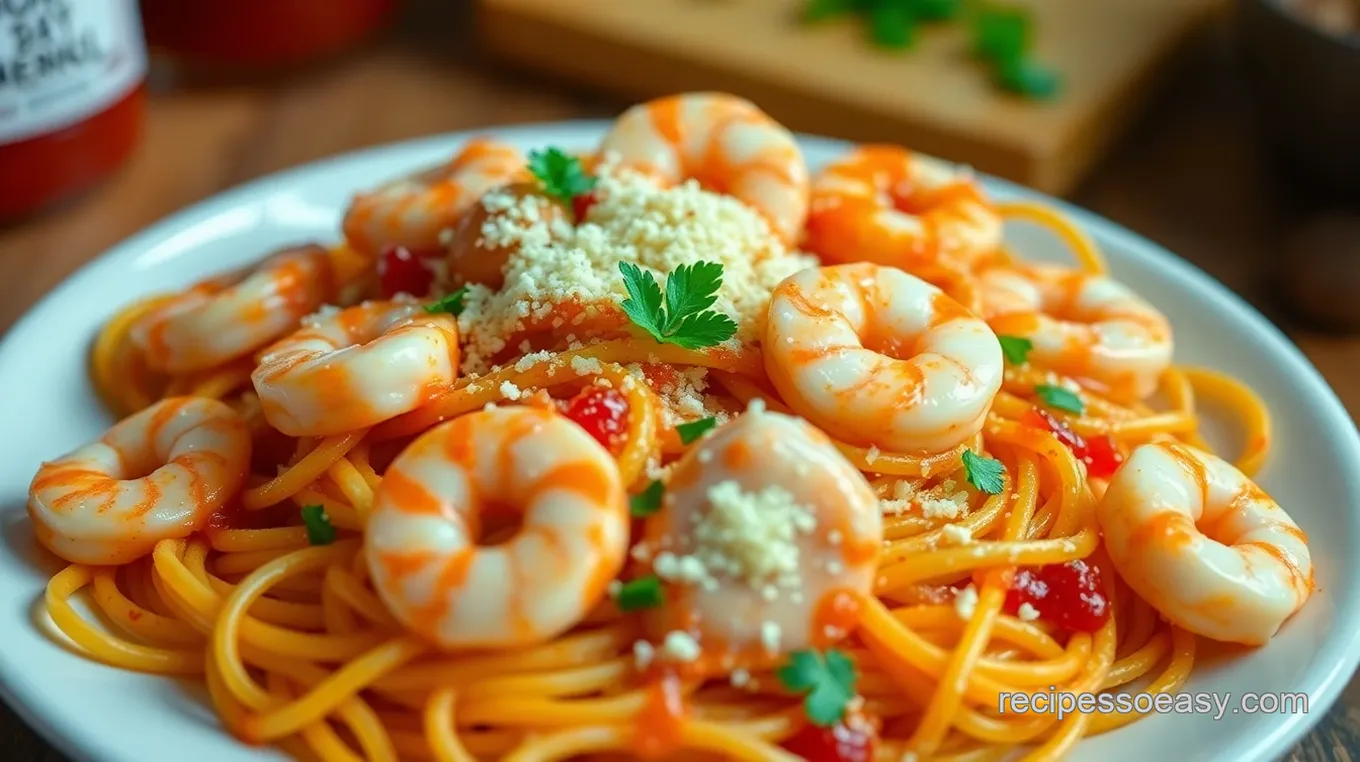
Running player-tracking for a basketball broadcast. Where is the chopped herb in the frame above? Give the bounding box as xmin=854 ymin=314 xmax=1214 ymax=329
xmin=425 ymin=286 xmax=470 ymax=316
xmin=802 ymin=0 xmax=857 ymax=22
xmin=972 ymin=3 xmax=1030 ymax=63
xmin=996 ymin=57 xmax=1061 ymax=99
xmin=997 ymin=335 xmax=1033 ymax=365
xmin=676 ymin=416 xmax=718 ymax=445
xmin=961 ymin=449 xmax=1006 ymax=494
xmin=1034 ymin=384 xmax=1084 ymax=415
xmin=868 ymin=1 xmax=914 ymax=49
xmin=527 ymin=147 xmax=596 ymax=203
xmin=616 ymin=575 xmax=664 ymax=611
xmin=619 ymin=261 xmax=738 ymax=350
xmin=630 ymin=480 xmax=665 ymax=518
xmin=912 ymin=0 xmax=962 ymax=21
xmin=300 ymin=505 xmax=336 ymax=546
xmin=776 ymin=648 xmax=858 ymax=727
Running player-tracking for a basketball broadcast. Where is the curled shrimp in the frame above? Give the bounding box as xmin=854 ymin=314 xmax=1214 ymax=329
xmin=642 ymin=407 xmax=882 ymax=668
xmin=27 ymin=397 xmax=251 ymax=565
xmin=806 ymin=145 xmax=1002 ymax=271
xmin=251 ymin=300 xmax=461 ymax=437
xmin=764 ymin=263 xmax=1004 ymax=454
xmin=131 ymin=244 xmax=333 ymax=374
xmin=979 ymin=263 xmax=1173 ymax=401
xmin=342 ymin=137 xmax=528 ymax=255
xmin=365 ymin=406 xmax=630 ymax=650
xmin=598 ymin=92 xmax=809 ymax=244
xmin=1098 ymin=443 xmax=1313 ymax=645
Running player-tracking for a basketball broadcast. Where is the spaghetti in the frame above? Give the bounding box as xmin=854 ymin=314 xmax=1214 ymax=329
xmin=26 ymin=93 xmax=1309 ymax=762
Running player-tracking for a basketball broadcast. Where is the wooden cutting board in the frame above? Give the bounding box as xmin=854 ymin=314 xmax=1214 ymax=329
xmin=478 ymin=0 xmax=1223 ymax=195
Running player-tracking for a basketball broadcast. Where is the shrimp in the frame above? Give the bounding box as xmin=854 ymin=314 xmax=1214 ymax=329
xmin=806 ymin=145 xmax=1002 ymax=271
xmin=131 ymin=244 xmax=333 ymax=374
xmin=365 ymin=406 xmax=630 ymax=650
xmin=342 ymin=138 xmax=528 ymax=255
xmin=978 ymin=263 xmax=1173 ymax=400
xmin=27 ymin=397 xmax=251 ymax=565
xmin=251 ymin=300 xmax=460 ymax=437
xmin=642 ymin=407 xmax=881 ymax=666
xmin=597 ymin=92 xmax=809 ymax=244
xmin=1098 ymin=442 xmax=1313 ymax=646
xmin=764 ymin=263 xmax=1004 ymax=454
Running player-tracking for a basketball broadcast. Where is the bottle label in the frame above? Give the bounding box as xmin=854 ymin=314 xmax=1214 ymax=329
xmin=0 ymin=0 xmax=147 ymax=145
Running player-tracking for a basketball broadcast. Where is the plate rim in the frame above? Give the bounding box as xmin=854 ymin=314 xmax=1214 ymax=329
xmin=1 ymin=119 xmax=1358 ymax=762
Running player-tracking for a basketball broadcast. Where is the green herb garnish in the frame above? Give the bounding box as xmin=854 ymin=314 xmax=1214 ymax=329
xmin=527 ymin=147 xmax=596 ymax=203
xmin=776 ymin=648 xmax=858 ymax=727
xmin=676 ymin=416 xmax=718 ymax=445
xmin=619 ymin=261 xmax=738 ymax=350
xmin=426 ymin=285 xmax=470 ymax=316
xmin=997 ymin=335 xmax=1033 ymax=365
xmin=971 ymin=3 xmax=1061 ymax=100
xmin=630 ymin=480 xmax=665 ymax=518
xmin=961 ymin=449 xmax=1006 ymax=494
xmin=1034 ymin=384 xmax=1084 ymax=415
xmin=616 ymin=575 xmax=664 ymax=611
xmin=300 ymin=505 xmax=336 ymax=546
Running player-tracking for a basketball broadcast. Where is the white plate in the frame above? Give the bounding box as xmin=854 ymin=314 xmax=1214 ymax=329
xmin=1 ymin=123 xmax=1357 ymax=762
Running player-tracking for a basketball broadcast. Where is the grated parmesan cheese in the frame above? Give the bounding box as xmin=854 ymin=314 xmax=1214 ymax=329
xmin=954 ymin=584 xmax=979 ymax=620
xmin=693 ymin=480 xmax=816 ymax=592
xmin=1017 ymin=603 xmax=1041 ymax=622
xmin=940 ymin=523 xmax=973 ymax=545
xmin=499 ymin=381 xmax=524 ymax=400
xmin=569 ymin=355 xmax=604 ymax=376
xmin=454 ymin=168 xmax=816 ymax=375
xmin=760 ymin=621 xmax=782 ymax=653
xmin=662 ymin=630 xmax=701 ymax=662
xmin=632 ymin=640 xmax=655 ymax=669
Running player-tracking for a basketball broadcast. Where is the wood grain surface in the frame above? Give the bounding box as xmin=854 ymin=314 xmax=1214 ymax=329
xmin=0 ymin=1 xmax=1357 ymax=760
xmin=479 ymin=0 xmax=1222 ymax=195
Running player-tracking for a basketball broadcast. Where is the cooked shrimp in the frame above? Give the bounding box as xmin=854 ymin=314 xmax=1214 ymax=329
xmin=1098 ymin=442 xmax=1313 ymax=645
xmin=597 ymin=92 xmax=809 ymax=244
xmin=342 ymin=137 xmax=528 ymax=254
xmin=131 ymin=245 xmax=333 ymax=374
xmin=806 ymin=145 xmax=1002 ymax=271
xmin=643 ymin=407 xmax=881 ymax=665
xmin=27 ymin=397 xmax=251 ymax=565
xmin=764 ymin=264 xmax=1004 ymax=454
xmin=365 ymin=406 xmax=629 ymax=649
xmin=444 ymin=181 xmax=572 ymax=290
xmin=251 ymin=300 xmax=460 ymax=437
xmin=979 ymin=263 xmax=1173 ymax=400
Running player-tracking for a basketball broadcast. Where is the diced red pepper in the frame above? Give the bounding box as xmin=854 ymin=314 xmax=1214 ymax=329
xmin=377 ymin=244 xmax=435 ymax=298
xmin=781 ymin=707 xmax=878 ymax=762
xmin=1003 ymin=559 xmax=1111 ymax=633
xmin=571 ymin=189 xmax=599 ymax=222
xmin=562 ymin=385 xmax=630 ymax=453
xmin=1023 ymin=407 xmax=1123 ymax=479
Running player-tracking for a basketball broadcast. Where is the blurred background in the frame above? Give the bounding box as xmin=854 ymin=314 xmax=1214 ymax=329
xmin=0 ymin=0 xmax=1358 ymax=758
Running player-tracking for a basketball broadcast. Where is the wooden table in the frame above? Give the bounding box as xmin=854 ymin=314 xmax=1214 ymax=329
xmin=1 ymin=2 xmax=1357 ymax=760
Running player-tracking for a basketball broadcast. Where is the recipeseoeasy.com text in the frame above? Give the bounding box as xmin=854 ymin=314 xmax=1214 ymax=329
xmin=997 ymin=690 xmax=1310 ymax=721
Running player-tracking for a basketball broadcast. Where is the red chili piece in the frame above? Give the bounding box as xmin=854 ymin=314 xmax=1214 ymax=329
xmin=571 ymin=190 xmax=598 ymax=222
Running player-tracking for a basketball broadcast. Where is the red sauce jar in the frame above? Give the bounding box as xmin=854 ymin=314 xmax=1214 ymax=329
xmin=139 ymin=0 xmax=402 ymax=70
xmin=0 ymin=0 xmax=148 ymax=223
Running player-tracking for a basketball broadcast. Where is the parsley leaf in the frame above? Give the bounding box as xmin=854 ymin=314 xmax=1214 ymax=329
xmin=300 ymin=505 xmax=336 ymax=546
xmin=618 ymin=261 xmax=738 ymax=349
xmin=1034 ymin=384 xmax=1084 ymax=415
xmin=802 ymin=0 xmax=857 ymax=22
xmin=676 ymin=416 xmax=717 ymax=445
xmin=777 ymin=649 xmax=857 ymax=727
xmin=961 ymin=450 xmax=1006 ymax=495
xmin=664 ymin=311 xmax=740 ymax=350
xmin=527 ymin=147 xmax=596 ymax=202
xmin=868 ymin=1 xmax=914 ymax=49
xmin=618 ymin=262 xmax=666 ymax=342
xmin=616 ymin=575 xmax=664 ymax=611
xmin=630 ymin=480 xmax=665 ymax=518
xmin=997 ymin=335 xmax=1033 ymax=365
xmin=426 ymin=286 xmax=470 ymax=316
